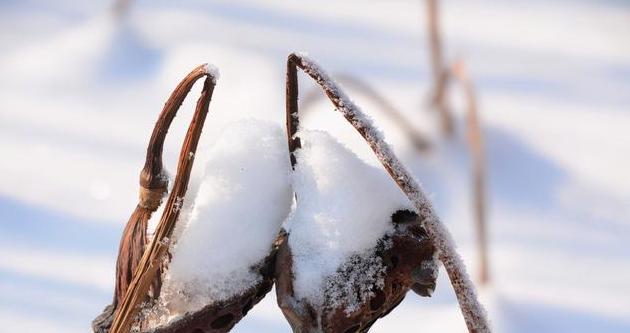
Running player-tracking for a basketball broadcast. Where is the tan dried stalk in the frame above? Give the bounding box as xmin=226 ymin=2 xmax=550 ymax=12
xmin=426 ymin=0 xmax=454 ymax=136
xmin=299 ymin=73 xmax=431 ymax=151
xmin=452 ymin=60 xmax=489 ymax=285
xmin=113 ymin=0 xmax=130 ymax=17
xmin=92 ymin=65 xmax=213 ymax=333
xmin=109 ymin=65 xmax=217 ymax=333
xmin=286 ymin=53 xmax=491 ymax=333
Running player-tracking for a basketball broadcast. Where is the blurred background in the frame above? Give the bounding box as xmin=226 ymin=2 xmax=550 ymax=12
xmin=1 ymin=0 xmax=629 ymax=332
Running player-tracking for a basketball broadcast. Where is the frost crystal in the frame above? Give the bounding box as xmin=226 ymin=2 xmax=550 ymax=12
xmin=172 ymin=196 xmax=184 ymax=212
xmin=203 ymin=63 xmax=220 ymax=83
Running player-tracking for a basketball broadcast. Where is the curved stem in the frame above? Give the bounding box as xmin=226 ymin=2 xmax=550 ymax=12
xmin=286 ymin=52 xmax=490 ymax=333
xmin=110 ymin=66 xmax=218 ymax=333
xmin=299 ymin=73 xmax=431 ymax=152
xmin=452 ymin=60 xmax=489 ymax=286
xmin=141 ymin=64 xmax=211 ymax=190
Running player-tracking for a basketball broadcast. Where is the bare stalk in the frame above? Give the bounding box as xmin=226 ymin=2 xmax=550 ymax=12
xmin=299 ymin=73 xmax=431 ymax=151
xmin=452 ymin=60 xmax=489 ymax=285
xmin=109 ymin=65 xmax=218 ymax=333
xmin=92 ymin=65 xmax=213 ymax=333
xmin=286 ymin=53 xmax=490 ymax=333
xmin=426 ymin=0 xmax=454 ymax=136
xmin=113 ymin=0 xmax=130 ymax=17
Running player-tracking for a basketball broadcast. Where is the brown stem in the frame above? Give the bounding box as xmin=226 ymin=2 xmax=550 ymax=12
xmin=113 ymin=0 xmax=130 ymax=17
xmin=92 ymin=65 xmax=213 ymax=333
xmin=110 ymin=66 xmax=217 ymax=333
xmin=141 ymin=65 xmax=210 ymax=191
xmin=286 ymin=53 xmax=490 ymax=333
xmin=452 ymin=60 xmax=489 ymax=285
xmin=426 ymin=0 xmax=454 ymax=136
xmin=299 ymin=73 xmax=431 ymax=152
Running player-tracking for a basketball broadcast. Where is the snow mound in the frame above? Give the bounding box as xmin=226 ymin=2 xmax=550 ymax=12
xmin=155 ymin=119 xmax=293 ymax=321
xmin=286 ymin=130 xmax=413 ymax=310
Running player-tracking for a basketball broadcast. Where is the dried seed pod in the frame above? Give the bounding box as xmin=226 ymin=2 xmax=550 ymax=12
xmin=141 ymin=121 xmax=292 ymax=333
xmin=144 ymin=235 xmax=282 ymax=333
xmin=278 ymin=53 xmax=490 ymax=333
xmin=276 ymin=211 xmax=437 ymax=332
xmin=277 ymin=53 xmax=439 ymax=332
xmin=100 ymin=65 xmax=287 ymax=333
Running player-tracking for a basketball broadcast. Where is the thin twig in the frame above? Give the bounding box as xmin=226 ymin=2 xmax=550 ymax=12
xmin=426 ymin=0 xmax=454 ymax=136
xmin=113 ymin=0 xmax=130 ymax=17
xmin=286 ymin=53 xmax=490 ymax=333
xmin=452 ymin=60 xmax=489 ymax=285
xmin=300 ymin=73 xmax=432 ymax=151
xmin=110 ymin=65 xmax=218 ymax=333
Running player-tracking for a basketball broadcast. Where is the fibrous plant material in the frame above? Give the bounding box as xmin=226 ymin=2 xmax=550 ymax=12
xmin=299 ymin=74 xmax=431 ymax=151
xmin=92 ymin=64 xmax=214 ymax=333
xmin=426 ymin=0 xmax=454 ymax=136
xmin=143 ymin=120 xmax=292 ymax=333
xmin=280 ymin=52 xmax=491 ymax=333
xmin=452 ymin=60 xmax=489 ymax=285
xmin=108 ymin=64 xmax=218 ymax=333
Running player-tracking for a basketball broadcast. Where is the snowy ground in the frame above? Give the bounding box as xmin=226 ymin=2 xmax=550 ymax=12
xmin=1 ymin=0 xmax=629 ymax=332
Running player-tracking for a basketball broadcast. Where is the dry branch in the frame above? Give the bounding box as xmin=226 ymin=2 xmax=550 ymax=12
xmin=109 ymin=65 xmax=217 ymax=333
xmin=426 ymin=0 xmax=454 ymax=136
xmin=452 ymin=60 xmax=489 ymax=285
xmin=284 ymin=53 xmax=491 ymax=333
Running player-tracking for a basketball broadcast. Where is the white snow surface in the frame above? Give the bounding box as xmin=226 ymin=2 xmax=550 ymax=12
xmin=286 ymin=130 xmax=412 ymax=309
xmin=155 ymin=120 xmax=292 ymax=321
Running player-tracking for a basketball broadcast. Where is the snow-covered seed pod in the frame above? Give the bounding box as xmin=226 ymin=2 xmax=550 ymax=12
xmin=277 ymin=53 xmax=489 ymax=333
xmin=274 ymin=128 xmax=438 ymax=332
xmin=144 ymin=249 xmax=278 ymax=333
xmin=275 ymin=52 xmax=440 ymax=332
xmin=141 ymin=121 xmax=293 ymax=333
xmin=275 ymin=218 xmax=438 ymax=332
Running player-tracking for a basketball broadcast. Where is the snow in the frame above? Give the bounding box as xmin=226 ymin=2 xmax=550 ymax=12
xmin=1 ymin=0 xmax=629 ymax=332
xmin=286 ymin=130 xmax=412 ymax=310
xmin=151 ymin=120 xmax=292 ymax=324
xmin=203 ymin=63 xmax=220 ymax=83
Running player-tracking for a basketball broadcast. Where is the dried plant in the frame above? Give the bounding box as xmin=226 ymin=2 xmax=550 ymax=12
xmin=452 ymin=60 xmax=489 ymax=285
xmin=278 ymin=52 xmax=490 ymax=333
xmin=106 ymin=65 xmax=217 ymax=333
xmin=113 ymin=0 xmax=130 ymax=17
xmin=96 ymin=52 xmax=490 ymax=333
xmin=425 ymin=0 xmax=491 ymax=286
xmin=92 ymin=65 xmax=212 ymax=333
xmin=426 ymin=0 xmax=454 ymax=136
